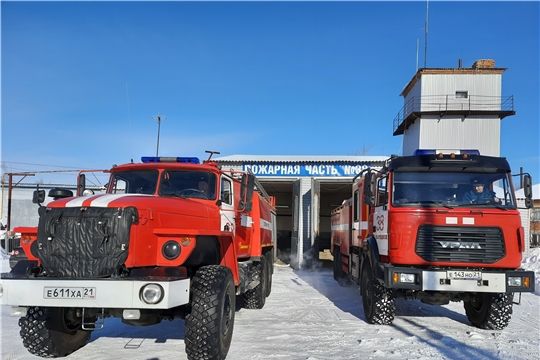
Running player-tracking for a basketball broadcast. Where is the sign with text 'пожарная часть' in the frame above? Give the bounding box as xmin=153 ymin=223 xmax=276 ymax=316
xmin=242 ymin=163 xmax=374 ymax=177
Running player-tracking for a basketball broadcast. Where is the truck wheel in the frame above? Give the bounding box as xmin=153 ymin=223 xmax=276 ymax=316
xmin=243 ymin=256 xmax=268 ymax=309
xmin=264 ymin=251 xmax=273 ymax=297
xmin=333 ymin=249 xmax=340 ymax=280
xmin=361 ymin=263 xmax=395 ymax=325
xmin=19 ymin=306 xmax=91 ymax=357
xmin=185 ymin=265 xmax=236 ymax=360
xmin=333 ymin=249 xmax=349 ymax=286
xmin=464 ymin=292 xmax=513 ymax=330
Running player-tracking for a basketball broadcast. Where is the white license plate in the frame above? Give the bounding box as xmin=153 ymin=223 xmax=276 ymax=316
xmin=446 ymin=271 xmax=482 ymax=280
xmin=43 ymin=287 xmax=96 ymax=299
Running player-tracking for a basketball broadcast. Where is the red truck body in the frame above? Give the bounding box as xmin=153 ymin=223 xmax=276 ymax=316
xmin=2 ymin=156 xmax=276 ymax=360
xmin=331 ymin=150 xmax=534 ymax=330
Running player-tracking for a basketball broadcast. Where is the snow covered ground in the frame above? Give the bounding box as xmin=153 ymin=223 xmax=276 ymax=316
xmin=1 ymin=250 xmax=539 ymax=360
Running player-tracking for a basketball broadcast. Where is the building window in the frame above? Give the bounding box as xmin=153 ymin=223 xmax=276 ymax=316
xmin=456 ymin=91 xmax=468 ymax=99
xmin=531 ymin=207 xmax=540 ymax=221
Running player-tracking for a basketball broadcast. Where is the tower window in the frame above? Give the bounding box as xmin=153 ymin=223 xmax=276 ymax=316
xmin=456 ymin=91 xmax=468 ymax=99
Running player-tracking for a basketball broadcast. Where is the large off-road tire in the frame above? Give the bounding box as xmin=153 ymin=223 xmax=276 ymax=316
xmin=464 ymin=292 xmax=513 ymax=330
xmin=264 ymin=251 xmax=273 ymax=297
xmin=333 ymin=248 xmax=340 ymax=280
xmin=361 ymin=263 xmax=396 ymax=325
xmin=185 ymin=265 xmax=236 ymax=360
xmin=19 ymin=306 xmax=91 ymax=358
xmin=243 ymin=256 xmax=268 ymax=309
xmin=333 ymin=249 xmax=349 ymax=286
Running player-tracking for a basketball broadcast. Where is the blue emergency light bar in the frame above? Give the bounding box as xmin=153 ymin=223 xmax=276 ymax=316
xmin=141 ymin=156 xmax=200 ymax=164
xmin=413 ymin=149 xmax=480 ymax=156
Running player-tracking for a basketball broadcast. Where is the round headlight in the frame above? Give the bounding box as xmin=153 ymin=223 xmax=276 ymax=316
xmin=162 ymin=240 xmax=181 ymax=260
xmin=82 ymin=189 xmax=95 ymax=196
xmin=140 ymin=284 xmax=163 ymax=304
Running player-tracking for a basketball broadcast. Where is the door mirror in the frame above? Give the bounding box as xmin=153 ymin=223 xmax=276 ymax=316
xmin=245 ymin=174 xmax=255 ymax=212
xmin=33 ymin=190 xmax=46 ymax=205
xmin=78 ymin=173 xmax=86 ymax=196
xmin=363 ymin=170 xmax=375 ymax=205
xmin=523 ymin=174 xmax=533 ymax=208
xmin=238 ymin=174 xmax=248 ymax=210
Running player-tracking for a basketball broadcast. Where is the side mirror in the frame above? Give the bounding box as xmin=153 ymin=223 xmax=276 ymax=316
xmin=238 ymin=174 xmax=248 ymax=210
xmin=245 ymin=174 xmax=255 ymax=212
xmin=32 ymin=190 xmax=46 ymax=205
xmin=523 ymin=174 xmax=533 ymax=208
xmin=78 ymin=174 xmax=86 ymax=196
xmin=363 ymin=170 xmax=375 ymax=205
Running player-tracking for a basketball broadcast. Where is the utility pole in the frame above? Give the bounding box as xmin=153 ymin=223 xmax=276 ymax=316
xmin=152 ymin=113 xmax=166 ymax=156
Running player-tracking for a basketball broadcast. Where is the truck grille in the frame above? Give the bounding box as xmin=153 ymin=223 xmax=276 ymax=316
xmin=36 ymin=206 xmax=138 ymax=278
xmin=415 ymin=225 xmax=505 ymax=263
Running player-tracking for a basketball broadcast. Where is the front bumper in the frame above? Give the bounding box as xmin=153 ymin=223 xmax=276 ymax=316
xmin=0 ymin=275 xmax=190 ymax=309
xmin=383 ymin=264 xmax=535 ymax=293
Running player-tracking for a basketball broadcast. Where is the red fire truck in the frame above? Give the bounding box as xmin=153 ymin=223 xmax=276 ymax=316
xmin=0 ymin=155 xmax=276 ymax=360
xmin=331 ymin=149 xmax=534 ymax=330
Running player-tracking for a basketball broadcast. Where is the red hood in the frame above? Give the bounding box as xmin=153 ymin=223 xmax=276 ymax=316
xmin=48 ymin=193 xmax=214 ymax=218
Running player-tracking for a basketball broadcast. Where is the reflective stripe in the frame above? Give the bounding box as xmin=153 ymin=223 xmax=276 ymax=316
xmin=64 ymin=194 xmax=151 ymax=208
xmin=331 ymin=224 xmax=349 ymax=231
xmin=260 ymin=219 xmax=273 ymax=231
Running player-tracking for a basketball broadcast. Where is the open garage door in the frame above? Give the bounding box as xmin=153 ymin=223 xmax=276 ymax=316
xmin=290 ymin=179 xmax=301 ymax=268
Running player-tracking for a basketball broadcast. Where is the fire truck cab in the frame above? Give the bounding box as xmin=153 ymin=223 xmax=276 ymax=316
xmin=1 ymin=155 xmax=276 ymax=360
xmin=331 ymin=149 xmax=534 ymax=330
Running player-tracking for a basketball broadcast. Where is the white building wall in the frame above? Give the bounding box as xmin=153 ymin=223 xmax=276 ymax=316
xmin=404 ymin=79 xmax=422 ymax=108
xmin=517 ymin=199 xmax=531 ymax=253
xmin=402 ymin=122 xmax=422 ymax=155
xmin=1 ymin=187 xmax=57 ymax=229
xmin=422 ymin=74 xmax=502 ymax=98
xmin=404 ymin=73 xmax=503 ymax=113
xmin=403 ymin=115 xmax=501 ymax=156
xmin=300 ymin=177 xmax=313 ymax=267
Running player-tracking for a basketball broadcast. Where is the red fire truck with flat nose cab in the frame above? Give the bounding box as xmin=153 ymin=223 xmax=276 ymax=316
xmin=0 ymin=155 xmax=276 ymax=360
xmin=331 ymin=149 xmax=534 ymax=330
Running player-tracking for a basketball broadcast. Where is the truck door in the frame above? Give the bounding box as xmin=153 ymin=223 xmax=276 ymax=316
xmin=291 ymin=179 xmax=301 ymax=268
xmin=311 ymin=178 xmax=320 ymax=259
xmin=220 ymin=174 xmax=235 ymax=234
xmin=373 ymin=176 xmax=389 ymax=256
xmin=352 ymin=188 xmax=362 ymax=248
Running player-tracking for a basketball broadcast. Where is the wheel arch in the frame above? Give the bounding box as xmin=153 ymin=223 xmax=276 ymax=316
xmin=361 ymin=236 xmax=384 ymax=281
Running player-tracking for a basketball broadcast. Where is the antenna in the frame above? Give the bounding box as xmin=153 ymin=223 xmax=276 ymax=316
xmin=152 ymin=113 xmax=166 ymax=156
xmin=424 ymin=0 xmax=429 ymax=68
xmin=126 ymin=82 xmax=133 ymax=163
xmin=416 ymin=38 xmax=419 ymax=72
xmin=205 ymin=150 xmax=221 ymax=162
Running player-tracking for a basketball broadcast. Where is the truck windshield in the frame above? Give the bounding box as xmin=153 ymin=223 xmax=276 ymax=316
xmin=160 ymin=171 xmax=217 ymax=200
xmin=109 ymin=170 xmax=159 ymax=194
xmin=392 ymin=172 xmax=516 ymax=209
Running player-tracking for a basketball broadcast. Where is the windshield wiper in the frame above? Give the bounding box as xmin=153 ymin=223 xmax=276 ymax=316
xmin=406 ymin=201 xmax=454 ymax=209
xmin=164 ymin=193 xmax=189 ymax=199
xmin=454 ymin=203 xmax=508 ymax=211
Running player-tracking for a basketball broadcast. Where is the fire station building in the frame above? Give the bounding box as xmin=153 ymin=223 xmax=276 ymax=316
xmin=214 ymin=59 xmax=523 ymax=269
xmin=214 ymin=155 xmax=387 ymax=268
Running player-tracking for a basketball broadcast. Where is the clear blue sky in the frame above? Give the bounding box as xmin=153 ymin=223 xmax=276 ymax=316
xmin=1 ymin=1 xmax=539 ymax=185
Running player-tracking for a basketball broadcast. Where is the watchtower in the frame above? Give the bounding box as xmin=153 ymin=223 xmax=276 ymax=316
xmin=393 ymin=59 xmax=515 ymax=156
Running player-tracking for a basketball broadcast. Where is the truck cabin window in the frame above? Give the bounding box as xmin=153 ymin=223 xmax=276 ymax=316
xmin=392 ymin=172 xmax=516 ymax=209
xmin=160 ymin=171 xmax=217 ymax=200
xmin=221 ymin=177 xmax=233 ymax=204
xmin=110 ymin=170 xmax=158 ymax=194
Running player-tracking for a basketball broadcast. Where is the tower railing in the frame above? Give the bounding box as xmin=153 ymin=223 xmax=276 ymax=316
xmin=393 ymin=95 xmax=514 ymax=135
